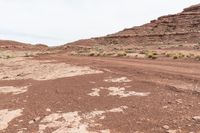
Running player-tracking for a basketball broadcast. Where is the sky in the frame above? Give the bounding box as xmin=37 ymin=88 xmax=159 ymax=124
xmin=0 ymin=0 xmax=199 ymax=46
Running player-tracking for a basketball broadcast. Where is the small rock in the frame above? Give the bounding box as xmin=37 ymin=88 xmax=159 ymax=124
xmin=167 ymin=101 xmax=173 ymax=104
xmin=28 ymin=117 xmax=40 ymax=124
xmin=192 ymin=116 xmax=200 ymax=121
xmin=28 ymin=120 xmax=34 ymax=124
xmin=163 ymin=106 xmax=168 ymax=109
xmin=13 ymin=124 xmax=18 ymax=127
xmin=46 ymin=108 xmax=51 ymax=112
xmin=187 ymin=124 xmax=191 ymax=127
xmin=175 ymin=99 xmax=182 ymax=104
xmin=35 ymin=117 xmax=40 ymax=121
xmin=18 ymin=120 xmax=23 ymax=122
xmin=166 ymin=130 xmax=177 ymax=133
xmin=163 ymin=125 xmax=170 ymax=130
xmin=188 ymin=104 xmax=193 ymax=107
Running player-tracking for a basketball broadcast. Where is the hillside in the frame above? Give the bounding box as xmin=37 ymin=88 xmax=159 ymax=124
xmin=65 ymin=3 xmax=200 ymax=47
xmin=0 ymin=40 xmax=48 ymax=51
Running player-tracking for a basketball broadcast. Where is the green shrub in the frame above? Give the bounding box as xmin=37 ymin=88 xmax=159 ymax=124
xmin=146 ymin=53 xmax=157 ymax=59
xmin=172 ymin=53 xmax=185 ymax=59
xmin=145 ymin=51 xmax=158 ymax=59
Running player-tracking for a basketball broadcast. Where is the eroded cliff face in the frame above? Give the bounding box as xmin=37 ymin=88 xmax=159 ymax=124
xmin=67 ymin=4 xmax=200 ymax=47
xmin=95 ymin=4 xmax=200 ymax=46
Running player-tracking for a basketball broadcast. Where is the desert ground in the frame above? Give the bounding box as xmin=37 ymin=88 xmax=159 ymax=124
xmin=1 ymin=3 xmax=200 ymax=133
xmin=0 ymin=50 xmax=200 ymax=133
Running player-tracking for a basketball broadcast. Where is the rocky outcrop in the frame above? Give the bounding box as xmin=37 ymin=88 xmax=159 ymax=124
xmin=66 ymin=4 xmax=200 ymax=47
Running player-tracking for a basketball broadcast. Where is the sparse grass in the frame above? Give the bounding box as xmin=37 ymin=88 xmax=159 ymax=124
xmin=102 ymin=52 xmax=115 ymax=57
xmin=195 ymin=55 xmax=200 ymax=61
xmin=24 ymin=53 xmax=31 ymax=57
xmin=165 ymin=53 xmax=172 ymax=57
xmin=172 ymin=53 xmax=185 ymax=59
xmin=88 ymin=51 xmax=100 ymax=57
xmin=125 ymin=48 xmax=135 ymax=53
xmin=115 ymin=51 xmax=127 ymax=57
xmin=172 ymin=54 xmax=178 ymax=59
xmin=4 ymin=55 xmax=15 ymax=59
xmin=186 ymin=53 xmax=195 ymax=58
xmin=145 ymin=51 xmax=158 ymax=59
xmin=165 ymin=52 xmax=185 ymax=59
xmin=193 ymin=45 xmax=200 ymax=50
xmin=146 ymin=53 xmax=157 ymax=59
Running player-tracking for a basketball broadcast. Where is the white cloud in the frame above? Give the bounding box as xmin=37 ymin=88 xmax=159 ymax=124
xmin=0 ymin=0 xmax=199 ymax=46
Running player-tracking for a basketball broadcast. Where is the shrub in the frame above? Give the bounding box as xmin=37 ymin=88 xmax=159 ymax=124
xmin=172 ymin=55 xmax=178 ymax=59
xmin=193 ymin=45 xmax=199 ymax=50
xmin=116 ymin=51 xmax=127 ymax=57
xmin=24 ymin=53 xmax=31 ymax=57
xmin=88 ymin=51 xmax=100 ymax=57
xmin=125 ymin=48 xmax=135 ymax=53
xmin=146 ymin=53 xmax=157 ymax=59
xmin=177 ymin=53 xmax=185 ymax=58
xmin=5 ymin=55 xmax=14 ymax=59
xmin=145 ymin=51 xmax=158 ymax=59
xmin=186 ymin=53 xmax=195 ymax=58
xmin=195 ymin=55 xmax=200 ymax=61
xmin=165 ymin=53 xmax=172 ymax=57
xmin=172 ymin=53 xmax=185 ymax=59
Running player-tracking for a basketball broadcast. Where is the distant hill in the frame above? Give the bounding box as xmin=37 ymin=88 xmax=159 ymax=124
xmin=0 ymin=40 xmax=48 ymax=50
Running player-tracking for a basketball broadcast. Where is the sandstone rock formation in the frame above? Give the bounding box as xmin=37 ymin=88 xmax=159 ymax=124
xmin=66 ymin=4 xmax=200 ymax=47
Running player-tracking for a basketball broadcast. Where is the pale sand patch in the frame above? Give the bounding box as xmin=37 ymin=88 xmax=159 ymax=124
xmin=88 ymin=87 xmax=150 ymax=98
xmin=0 ymin=57 xmax=103 ymax=80
xmin=108 ymin=106 xmax=128 ymax=113
xmin=104 ymin=77 xmax=131 ymax=83
xmin=88 ymin=88 xmax=101 ymax=96
xmin=17 ymin=128 xmax=27 ymax=133
xmin=0 ymin=86 xmax=29 ymax=95
xmin=39 ymin=106 xmax=127 ymax=133
xmin=107 ymin=87 xmax=150 ymax=98
xmin=0 ymin=109 xmax=23 ymax=130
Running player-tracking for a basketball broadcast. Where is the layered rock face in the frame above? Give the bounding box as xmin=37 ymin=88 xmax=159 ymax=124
xmin=69 ymin=4 xmax=200 ymax=47
xmin=95 ymin=4 xmax=200 ymax=46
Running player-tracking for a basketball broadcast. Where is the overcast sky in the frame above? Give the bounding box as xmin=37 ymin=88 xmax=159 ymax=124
xmin=0 ymin=0 xmax=199 ymax=46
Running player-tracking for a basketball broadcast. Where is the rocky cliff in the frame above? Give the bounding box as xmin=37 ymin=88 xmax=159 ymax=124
xmin=67 ymin=4 xmax=200 ymax=47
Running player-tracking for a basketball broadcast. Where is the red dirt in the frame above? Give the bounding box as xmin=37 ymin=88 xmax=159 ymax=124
xmin=0 ymin=3 xmax=200 ymax=133
xmin=0 ymin=54 xmax=200 ymax=133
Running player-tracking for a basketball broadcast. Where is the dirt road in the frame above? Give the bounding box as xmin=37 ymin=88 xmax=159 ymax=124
xmin=0 ymin=54 xmax=200 ymax=133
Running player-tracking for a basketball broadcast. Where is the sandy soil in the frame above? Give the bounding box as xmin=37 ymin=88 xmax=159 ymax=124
xmin=0 ymin=57 xmax=102 ymax=80
xmin=0 ymin=54 xmax=200 ymax=133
